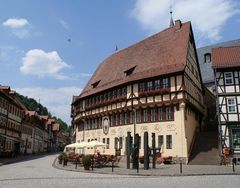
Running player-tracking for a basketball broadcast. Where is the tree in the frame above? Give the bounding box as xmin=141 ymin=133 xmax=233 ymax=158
xmin=16 ymin=93 xmax=70 ymax=132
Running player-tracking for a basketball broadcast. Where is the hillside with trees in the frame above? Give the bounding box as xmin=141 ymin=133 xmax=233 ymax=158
xmin=16 ymin=93 xmax=70 ymax=133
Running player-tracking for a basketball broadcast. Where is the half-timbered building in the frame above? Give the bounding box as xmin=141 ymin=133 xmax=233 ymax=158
xmin=71 ymin=20 xmax=205 ymax=163
xmin=213 ymin=46 xmax=240 ymax=157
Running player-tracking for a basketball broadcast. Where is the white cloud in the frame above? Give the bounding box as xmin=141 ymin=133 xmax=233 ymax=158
xmin=131 ymin=0 xmax=239 ymax=41
xmin=15 ymin=87 xmax=82 ymax=125
xmin=59 ymin=20 xmax=69 ymax=30
xmin=2 ymin=18 xmax=29 ymax=28
xmin=20 ymin=49 xmax=70 ymax=80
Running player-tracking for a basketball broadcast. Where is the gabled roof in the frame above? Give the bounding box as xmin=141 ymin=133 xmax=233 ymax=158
xmin=0 ymin=85 xmax=27 ymax=110
xmin=212 ymin=46 xmax=240 ymax=69
xmin=78 ymin=20 xmax=191 ymax=99
xmin=52 ymin=123 xmax=60 ymax=131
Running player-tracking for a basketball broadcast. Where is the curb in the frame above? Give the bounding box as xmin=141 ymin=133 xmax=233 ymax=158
xmin=52 ymin=158 xmax=240 ymax=177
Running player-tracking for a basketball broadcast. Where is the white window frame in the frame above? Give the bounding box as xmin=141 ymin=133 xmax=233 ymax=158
xmin=224 ymin=72 xmax=233 ymax=85
xmin=227 ymin=97 xmax=236 ymax=113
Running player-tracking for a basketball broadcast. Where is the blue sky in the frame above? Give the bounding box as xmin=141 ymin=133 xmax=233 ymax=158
xmin=1 ymin=0 xmax=240 ymax=124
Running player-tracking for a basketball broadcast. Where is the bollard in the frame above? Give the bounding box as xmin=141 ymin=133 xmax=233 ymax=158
xmin=180 ymin=159 xmax=182 ymax=174
xmin=137 ymin=162 xmax=139 ymax=173
xmin=232 ymin=158 xmax=235 ymax=172
xmin=75 ymin=159 xmax=77 ymax=169
xmin=91 ymin=160 xmax=94 ymax=171
xmin=112 ymin=161 xmax=114 ymax=172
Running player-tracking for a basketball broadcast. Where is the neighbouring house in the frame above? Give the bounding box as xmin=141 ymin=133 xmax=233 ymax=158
xmin=213 ymin=46 xmax=240 ymax=158
xmin=197 ymin=39 xmax=240 ymax=93
xmin=0 ymin=86 xmax=26 ymax=157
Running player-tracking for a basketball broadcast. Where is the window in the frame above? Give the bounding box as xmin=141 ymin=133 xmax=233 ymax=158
xmin=122 ymin=87 xmax=127 ymax=96
xmin=129 ymin=111 xmax=133 ymax=124
xmin=227 ymin=98 xmax=236 ymax=113
xmin=163 ymin=78 xmax=169 ymax=88
xmin=119 ymin=113 xmax=123 ymax=125
xmin=117 ymin=88 xmax=122 ymax=97
xmin=224 ymin=72 xmax=233 ymax=85
xmin=119 ymin=137 xmax=123 ymax=149
xmin=124 ymin=66 xmax=136 ymax=76
xmin=106 ymin=138 xmax=110 ymax=149
xmin=158 ymin=135 xmax=164 ymax=148
xmin=157 ymin=108 xmax=163 ymax=121
xmin=108 ymin=91 xmax=112 ymax=100
xmin=139 ymin=82 xmax=145 ymax=92
xmin=91 ymin=80 xmax=101 ymax=88
xmin=143 ymin=109 xmax=148 ymax=122
xmin=147 ymin=81 xmax=153 ymax=91
xmin=204 ymin=53 xmax=211 ymax=63
xmin=124 ymin=112 xmax=128 ymax=124
xmin=166 ymin=107 xmax=171 ymax=120
xmin=136 ymin=110 xmax=141 ymax=123
xmin=166 ymin=135 xmax=172 ymax=149
xmin=155 ymin=80 xmax=161 ymax=90
xmin=231 ymin=129 xmax=240 ymax=148
xmin=150 ymin=108 xmax=155 ymax=122
xmin=115 ymin=113 xmax=119 ymax=126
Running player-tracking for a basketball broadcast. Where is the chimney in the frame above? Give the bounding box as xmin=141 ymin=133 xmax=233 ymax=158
xmin=175 ymin=20 xmax=182 ymax=30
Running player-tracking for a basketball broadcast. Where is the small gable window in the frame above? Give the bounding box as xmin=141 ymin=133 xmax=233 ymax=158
xmin=91 ymin=80 xmax=101 ymax=88
xmin=204 ymin=53 xmax=211 ymax=63
xmin=124 ymin=66 xmax=136 ymax=76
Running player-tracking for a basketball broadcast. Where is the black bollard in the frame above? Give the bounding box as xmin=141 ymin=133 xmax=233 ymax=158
xmin=144 ymin=131 xmax=149 ymax=170
xmin=152 ymin=133 xmax=156 ymax=169
xmin=232 ymin=158 xmax=235 ymax=172
xmin=126 ymin=132 xmax=131 ymax=169
xmin=180 ymin=159 xmax=182 ymax=174
xmin=112 ymin=161 xmax=114 ymax=172
xmin=75 ymin=159 xmax=77 ymax=169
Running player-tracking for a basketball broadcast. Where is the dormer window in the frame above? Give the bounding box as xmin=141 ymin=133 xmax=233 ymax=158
xmin=204 ymin=53 xmax=211 ymax=63
xmin=91 ymin=80 xmax=101 ymax=88
xmin=124 ymin=66 xmax=136 ymax=76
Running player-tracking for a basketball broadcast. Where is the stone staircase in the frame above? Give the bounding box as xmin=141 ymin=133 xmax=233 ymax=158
xmin=188 ymin=131 xmax=220 ymax=165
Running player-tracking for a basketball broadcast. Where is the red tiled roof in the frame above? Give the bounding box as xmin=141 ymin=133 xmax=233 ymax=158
xmin=212 ymin=46 xmax=240 ymax=69
xmin=79 ymin=20 xmax=191 ymax=99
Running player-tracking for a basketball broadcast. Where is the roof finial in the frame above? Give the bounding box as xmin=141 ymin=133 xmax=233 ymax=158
xmin=170 ymin=5 xmax=174 ymax=27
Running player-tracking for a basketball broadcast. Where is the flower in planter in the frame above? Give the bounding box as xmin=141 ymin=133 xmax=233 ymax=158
xmin=160 ymin=88 xmax=170 ymax=94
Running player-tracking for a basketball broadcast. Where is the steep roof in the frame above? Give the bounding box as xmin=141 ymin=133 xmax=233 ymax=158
xmin=212 ymin=46 xmax=240 ymax=69
xmin=79 ymin=20 xmax=191 ymax=99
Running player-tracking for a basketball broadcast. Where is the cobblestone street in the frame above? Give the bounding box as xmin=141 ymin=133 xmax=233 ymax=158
xmin=0 ymin=154 xmax=240 ymax=188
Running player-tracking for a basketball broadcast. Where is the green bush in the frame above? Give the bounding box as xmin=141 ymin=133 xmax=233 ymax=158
xmin=82 ymin=155 xmax=91 ymax=167
xmin=58 ymin=152 xmax=67 ymax=160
